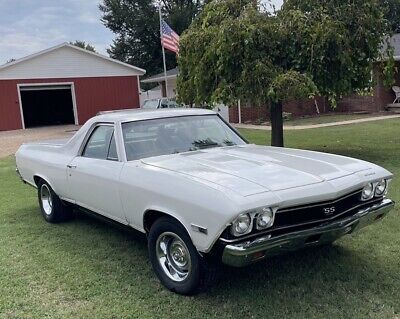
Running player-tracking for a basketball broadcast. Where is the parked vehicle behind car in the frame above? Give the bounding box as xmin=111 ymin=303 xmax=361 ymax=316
xmin=141 ymin=98 xmax=182 ymax=109
xmin=15 ymin=109 xmax=395 ymax=295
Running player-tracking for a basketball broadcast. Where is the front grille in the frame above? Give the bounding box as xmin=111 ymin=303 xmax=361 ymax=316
xmin=274 ymin=190 xmax=363 ymax=229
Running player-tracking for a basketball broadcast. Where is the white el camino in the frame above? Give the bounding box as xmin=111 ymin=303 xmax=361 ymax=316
xmin=16 ymin=109 xmax=395 ymax=294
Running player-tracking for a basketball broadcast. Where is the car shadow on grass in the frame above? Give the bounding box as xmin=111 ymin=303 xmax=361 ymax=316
xmin=200 ymin=243 xmax=395 ymax=317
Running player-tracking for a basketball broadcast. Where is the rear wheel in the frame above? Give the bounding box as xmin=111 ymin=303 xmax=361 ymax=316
xmin=37 ymin=180 xmax=73 ymax=223
xmin=148 ymin=217 xmax=219 ymax=295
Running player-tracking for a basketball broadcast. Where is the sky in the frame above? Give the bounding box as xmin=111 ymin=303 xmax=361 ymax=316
xmin=0 ymin=0 xmax=283 ymax=65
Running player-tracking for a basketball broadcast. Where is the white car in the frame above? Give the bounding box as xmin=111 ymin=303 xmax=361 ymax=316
xmin=15 ymin=109 xmax=395 ymax=295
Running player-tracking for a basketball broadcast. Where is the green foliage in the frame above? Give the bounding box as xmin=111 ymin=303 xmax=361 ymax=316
xmin=281 ymin=0 xmax=388 ymax=105
xmin=380 ymin=0 xmax=400 ymax=32
xmin=268 ymin=71 xmax=318 ymax=103
xmin=100 ymin=0 xmax=203 ymax=75
xmin=69 ymin=41 xmax=96 ymax=52
xmin=178 ymin=0 xmax=390 ymax=108
xmin=178 ymin=0 xmax=315 ymax=106
xmin=284 ymin=0 xmax=400 ymax=33
xmin=382 ymin=46 xmax=398 ymax=88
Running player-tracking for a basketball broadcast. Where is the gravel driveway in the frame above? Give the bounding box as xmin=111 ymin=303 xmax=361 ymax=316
xmin=0 ymin=125 xmax=79 ymax=158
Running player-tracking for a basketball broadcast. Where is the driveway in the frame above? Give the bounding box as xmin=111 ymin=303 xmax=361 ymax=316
xmin=234 ymin=114 xmax=400 ymax=131
xmin=0 ymin=125 xmax=79 ymax=158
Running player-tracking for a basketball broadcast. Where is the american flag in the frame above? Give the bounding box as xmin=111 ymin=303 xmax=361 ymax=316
xmin=161 ymin=19 xmax=180 ymax=54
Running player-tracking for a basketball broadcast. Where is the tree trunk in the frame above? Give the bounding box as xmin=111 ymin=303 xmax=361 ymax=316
xmin=270 ymin=100 xmax=284 ymax=147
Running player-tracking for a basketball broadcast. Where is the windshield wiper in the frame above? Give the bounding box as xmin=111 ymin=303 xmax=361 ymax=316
xmin=192 ymin=139 xmax=221 ymax=149
xmin=223 ymin=139 xmax=236 ymax=146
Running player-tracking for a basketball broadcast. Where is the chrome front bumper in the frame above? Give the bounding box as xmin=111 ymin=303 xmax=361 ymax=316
xmin=222 ymin=198 xmax=395 ymax=267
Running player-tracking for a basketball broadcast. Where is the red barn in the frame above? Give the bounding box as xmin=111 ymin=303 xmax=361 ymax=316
xmin=0 ymin=43 xmax=145 ymax=131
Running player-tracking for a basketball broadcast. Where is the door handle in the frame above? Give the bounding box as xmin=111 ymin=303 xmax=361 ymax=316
xmin=67 ymin=164 xmax=77 ymax=169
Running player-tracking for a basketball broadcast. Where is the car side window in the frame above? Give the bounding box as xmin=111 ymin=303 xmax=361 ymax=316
xmin=82 ymin=125 xmax=115 ymax=160
xmin=107 ymin=132 xmax=118 ymax=161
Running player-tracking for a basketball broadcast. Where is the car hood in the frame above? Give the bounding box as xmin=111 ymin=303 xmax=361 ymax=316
xmin=141 ymin=145 xmax=373 ymax=196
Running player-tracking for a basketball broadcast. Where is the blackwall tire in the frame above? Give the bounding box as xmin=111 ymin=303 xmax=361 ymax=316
xmin=148 ymin=217 xmax=219 ymax=295
xmin=37 ymin=180 xmax=73 ymax=223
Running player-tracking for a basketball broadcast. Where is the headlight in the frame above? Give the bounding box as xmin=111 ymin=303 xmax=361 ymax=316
xmin=361 ymin=183 xmax=374 ymax=201
xmin=230 ymin=213 xmax=251 ymax=236
xmin=375 ymin=179 xmax=387 ymax=196
xmin=256 ymin=208 xmax=274 ymax=230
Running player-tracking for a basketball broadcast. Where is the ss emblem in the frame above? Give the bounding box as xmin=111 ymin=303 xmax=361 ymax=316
xmin=323 ymin=207 xmax=336 ymax=215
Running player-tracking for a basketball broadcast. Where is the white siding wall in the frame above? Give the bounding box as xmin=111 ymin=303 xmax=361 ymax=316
xmin=0 ymin=46 xmax=142 ymax=80
xmin=140 ymin=78 xmax=177 ymax=105
xmin=140 ymin=87 xmax=163 ymax=106
xmin=166 ymin=78 xmax=177 ymax=98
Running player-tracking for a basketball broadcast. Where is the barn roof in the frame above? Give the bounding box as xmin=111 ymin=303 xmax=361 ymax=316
xmin=0 ymin=43 xmax=146 ymax=80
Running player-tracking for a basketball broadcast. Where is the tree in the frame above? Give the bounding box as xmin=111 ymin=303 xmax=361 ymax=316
xmin=280 ymin=0 xmax=388 ymax=104
xmin=177 ymin=0 xmax=317 ymax=147
xmin=177 ymin=0 xmax=390 ymax=146
xmin=100 ymin=0 xmax=204 ymax=76
xmin=282 ymin=0 xmax=400 ymax=33
xmin=70 ymin=41 xmax=96 ymax=52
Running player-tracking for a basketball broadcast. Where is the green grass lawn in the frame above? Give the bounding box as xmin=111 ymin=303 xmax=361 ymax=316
xmin=1 ymin=119 xmax=399 ymax=319
xmin=282 ymin=113 xmax=385 ymax=126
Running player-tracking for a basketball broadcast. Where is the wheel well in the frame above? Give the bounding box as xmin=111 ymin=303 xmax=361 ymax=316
xmin=33 ymin=175 xmax=43 ymax=186
xmin=143 ymin=210 xmax=181 ymax=233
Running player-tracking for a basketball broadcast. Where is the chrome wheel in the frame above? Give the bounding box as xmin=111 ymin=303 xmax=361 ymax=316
xmin=156 ymin=232 xmax=192 ymax=282
xmin=40 ymin=184 xmax=53 ymax=216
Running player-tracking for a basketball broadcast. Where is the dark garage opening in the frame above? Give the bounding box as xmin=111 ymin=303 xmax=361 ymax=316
xmin=20 ymin=86 xmax=75 ymax=128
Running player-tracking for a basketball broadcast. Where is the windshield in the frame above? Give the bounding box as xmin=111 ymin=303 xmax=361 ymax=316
xmin=142 ymin=100 xmax=160 ymax=109
xmin=122 ymin=115 xmax=246 ymax=161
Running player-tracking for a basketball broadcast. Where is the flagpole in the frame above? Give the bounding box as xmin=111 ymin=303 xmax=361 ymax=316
xmin=159 ymin=4 xmax=168 ymax=98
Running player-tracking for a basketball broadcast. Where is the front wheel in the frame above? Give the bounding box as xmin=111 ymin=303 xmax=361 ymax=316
xmin=148 ymin=217 xmax=219 ymax=295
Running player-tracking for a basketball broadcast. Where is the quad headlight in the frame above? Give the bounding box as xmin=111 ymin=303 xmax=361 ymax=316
xmin=361 ymin=179 xmax=390 ymax=201
xmin=230 ymin=213 xmax=252 ymax=236
xmin=361 ymin=183 xmax=374 ymax=201
xmin=375 ymin=179 xmax=387 ymax=196
xmin=230 ymin=207 xmax=275 ymax=237
xmin=255 ymin=208 xmax=274 ymax=230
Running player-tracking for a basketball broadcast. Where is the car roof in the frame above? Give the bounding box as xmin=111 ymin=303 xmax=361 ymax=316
xmin=94 ymin=108 xmax=217 ymax=123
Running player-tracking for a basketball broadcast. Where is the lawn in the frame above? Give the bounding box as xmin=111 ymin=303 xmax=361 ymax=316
xmin=1 ymin=119 xmax=399 ymax=319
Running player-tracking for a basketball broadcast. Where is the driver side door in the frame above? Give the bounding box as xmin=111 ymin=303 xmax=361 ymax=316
xmin=66 ymin=123 xmax=126 ymax=224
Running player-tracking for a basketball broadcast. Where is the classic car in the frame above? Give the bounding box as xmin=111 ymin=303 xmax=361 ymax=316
xmin=15 ymin=109 xmax=395 ymax=295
